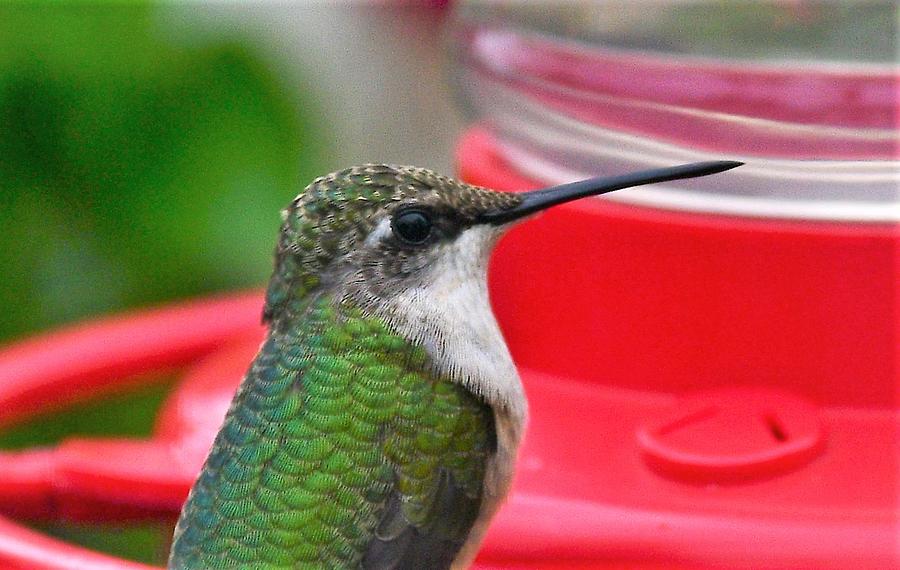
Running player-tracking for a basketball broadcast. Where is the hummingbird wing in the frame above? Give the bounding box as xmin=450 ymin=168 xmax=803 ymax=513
xmin=361 ymin=448 xmax=490 ymax=569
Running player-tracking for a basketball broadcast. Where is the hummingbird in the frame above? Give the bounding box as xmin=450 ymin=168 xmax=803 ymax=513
xmin=169 ymin=160 xmax=742 ymax=569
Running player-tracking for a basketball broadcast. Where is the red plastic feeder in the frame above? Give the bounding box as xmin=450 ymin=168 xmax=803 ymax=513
xmin=0 ymin=130 xmax=896 ymax=567
xmin=0 ymin=7 xmax=898 ymax=568
xmin=460 ymin=129 xmax=898 ymax=569
xmin=452 ymin=8 xmax=897 ymax=566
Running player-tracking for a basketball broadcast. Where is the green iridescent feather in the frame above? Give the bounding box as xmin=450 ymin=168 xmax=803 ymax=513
xmin=169 ymin=297 xmax=494 ymax=568
xmin=170 ymin=164 xmax=521 ymax=568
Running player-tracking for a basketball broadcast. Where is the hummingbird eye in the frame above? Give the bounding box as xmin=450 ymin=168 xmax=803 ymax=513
xmin=391 ymin=208 xmax=433 ymax=245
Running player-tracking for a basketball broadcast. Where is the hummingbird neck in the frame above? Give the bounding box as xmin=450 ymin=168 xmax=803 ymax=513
xmin=267 ymin=221 xmax=527 ymax=422
xmin=344 ymin=225 xmax=526 ymax=422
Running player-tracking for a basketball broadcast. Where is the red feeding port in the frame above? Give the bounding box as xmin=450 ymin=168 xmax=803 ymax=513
xmin=637 ymin=388 xmax=826 ymax=482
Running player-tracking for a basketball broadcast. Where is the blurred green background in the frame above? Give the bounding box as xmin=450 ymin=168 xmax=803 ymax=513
xmin=0 ymin=5 xmax=322 ymax=340
xmin=0 ymin=3 xmax=461 ymax=344
xmin=0 ymin=3 xmax=460 ymax=564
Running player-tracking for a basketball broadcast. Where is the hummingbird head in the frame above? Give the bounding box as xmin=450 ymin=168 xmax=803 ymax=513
xmin=264 ymin=161 xmax=741 ymax=415
xmin=263 ymin=164 xmax=529 ymax=412
xmin=263 ymin=164 xmax=519 ymax=320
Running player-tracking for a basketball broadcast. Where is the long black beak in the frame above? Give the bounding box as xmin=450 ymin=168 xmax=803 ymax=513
xmin=480 ymin=160 xmax=743 ymax=225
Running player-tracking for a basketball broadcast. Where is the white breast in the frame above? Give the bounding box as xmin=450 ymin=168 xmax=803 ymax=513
xmin=377 ymin=225 xmax=526 ymax=419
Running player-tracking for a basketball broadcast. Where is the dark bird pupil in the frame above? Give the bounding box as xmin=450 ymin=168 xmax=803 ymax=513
xmin=393 ymin=210 xmax=432 ymax=244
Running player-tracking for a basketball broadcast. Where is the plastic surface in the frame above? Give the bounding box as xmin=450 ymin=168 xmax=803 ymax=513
xmin=449 ymin=12 xmax=898 ymax=566
xmin=460 ymin=127 xmax=899 ymax=568
xmin=455 ymin=22 xmax=896 ymax=159
xmin=0 ymin=286 xmax=896 ymax=568
xmin=0 ymin=138 xmax=896 ymax=569
xmin=450 ymin=4 xmax=899 ymax=221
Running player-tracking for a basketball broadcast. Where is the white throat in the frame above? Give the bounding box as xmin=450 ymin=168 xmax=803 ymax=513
xmin=376 ymin=225 xmax=525 ymax=419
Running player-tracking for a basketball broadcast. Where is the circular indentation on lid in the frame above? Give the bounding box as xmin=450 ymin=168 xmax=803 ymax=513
xmin=637 ymin=387 xmax=825 ymax=483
